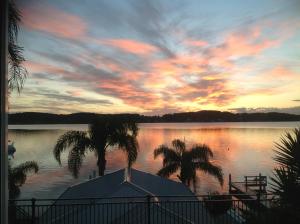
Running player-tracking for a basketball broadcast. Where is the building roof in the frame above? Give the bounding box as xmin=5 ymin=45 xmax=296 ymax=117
xmin=58 ymin=168 xmax=195 ymax=200
xmin=41 ymin=168 xmax=233 ymax=223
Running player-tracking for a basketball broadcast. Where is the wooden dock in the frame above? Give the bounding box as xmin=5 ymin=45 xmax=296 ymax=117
xmin=229 ymin=174 xmax=269 ymax=210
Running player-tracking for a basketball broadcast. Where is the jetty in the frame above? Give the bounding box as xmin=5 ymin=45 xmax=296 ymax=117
xmin=229 ymin=173 xmax=269 ymax=210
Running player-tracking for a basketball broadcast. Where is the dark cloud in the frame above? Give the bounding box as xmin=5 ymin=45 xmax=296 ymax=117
xmin=229 ymin=107 xmax=300 ymax=115
xmin=39 ymin=93 xmax=113 ymax=106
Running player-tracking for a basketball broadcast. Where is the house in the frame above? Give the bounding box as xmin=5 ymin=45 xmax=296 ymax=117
xmin=40 ymin=168 xmax=234 ymax=224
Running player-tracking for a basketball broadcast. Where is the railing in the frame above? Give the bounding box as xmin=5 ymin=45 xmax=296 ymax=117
xmin=229 ymin=174 xmax=267 ymax=194
xmin=9 ymin=194 xmax=277 ymax=224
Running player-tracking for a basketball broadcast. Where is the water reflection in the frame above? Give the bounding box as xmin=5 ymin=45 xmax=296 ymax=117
xmin=8 ymin=122 xmax=300 ymax=198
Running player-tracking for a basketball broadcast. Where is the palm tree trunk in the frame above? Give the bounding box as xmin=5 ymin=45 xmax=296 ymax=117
xmin=97 ymin=150 xmax=106 ymax=176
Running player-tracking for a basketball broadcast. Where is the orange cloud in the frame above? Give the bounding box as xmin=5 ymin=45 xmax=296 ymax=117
xmin=265 ymin=66 xmax=297 ymax=79
xmin=97 ymin=80 xmax=163 ymax=110
xmin=217 ymin=34 xmax=277 ymax=58
xmin=185 ymin=39 xmax=208 ymax=47
xmin=21 ymin=4 xmax=87 ymax=39
xmin=100 ymin=39 xmax=157 ymax=55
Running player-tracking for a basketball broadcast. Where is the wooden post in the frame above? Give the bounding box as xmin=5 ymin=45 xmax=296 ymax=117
xmin=259 ymin=173 xmax=262 ymax=192
xmin=229 ymin=174 xmax=232 ymax=193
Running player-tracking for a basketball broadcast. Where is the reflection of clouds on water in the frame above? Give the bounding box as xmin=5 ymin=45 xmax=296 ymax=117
xmin=8 ymin=122 xmax=299 ymax=199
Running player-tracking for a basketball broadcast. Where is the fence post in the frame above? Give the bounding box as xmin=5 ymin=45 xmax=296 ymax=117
xmin=259 ymin=173 xmax=262 ymax=192
xmin=31 ymin=198 xmax=36 ymax=224
xmin=147 ymin=195 xmax=151 ymax=224
xmin=256 ymin=193 xmax=261 ymax=221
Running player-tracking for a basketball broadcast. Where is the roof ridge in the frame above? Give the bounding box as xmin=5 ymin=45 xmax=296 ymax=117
xmin=69 ymin=168 xmax=125 ymax=188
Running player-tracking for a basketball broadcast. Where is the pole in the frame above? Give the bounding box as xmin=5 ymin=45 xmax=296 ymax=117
xmin=0 ymin=0 xmax=9 ymax=224
xmin=147 ymin=195 xmax=151 ymax=224
xmin=229 ymin=174 xmax=232 ymax=193
xmin=31 ymin=198 xmax=36 ymax=224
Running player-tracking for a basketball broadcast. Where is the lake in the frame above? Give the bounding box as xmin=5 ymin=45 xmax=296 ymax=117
xmin=8 ymin=122 xmax=300 ymax=199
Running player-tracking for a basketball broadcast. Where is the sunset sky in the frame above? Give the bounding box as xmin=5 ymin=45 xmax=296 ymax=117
xmin=11 ymin=0 xmax=300 ymax=115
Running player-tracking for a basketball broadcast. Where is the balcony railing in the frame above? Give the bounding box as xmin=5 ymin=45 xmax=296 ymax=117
xmin=9 ymin=194 xmax=277 ymax=224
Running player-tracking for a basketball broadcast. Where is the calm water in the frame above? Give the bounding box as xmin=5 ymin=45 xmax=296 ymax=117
xmin=8 ymin=122 xmax=300 ymax=199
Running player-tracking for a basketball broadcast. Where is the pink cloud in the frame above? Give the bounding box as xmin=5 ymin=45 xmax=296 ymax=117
xmin=99 ymin=39 xmax=158 ymax=55
xmin=212 ymin=33 xmax=278 ymax=59
xmin=24 ymin=61 xmax=64 ymax=74
xmin=67 ymin=90 xmax=82 ymax=97
xmin=21 ymin=4 xmax=87 ymax=39
xmin=185 ymin=39 xmax=208 ymax=47
xmin=265 ymin=66 xmax=297 ymax=79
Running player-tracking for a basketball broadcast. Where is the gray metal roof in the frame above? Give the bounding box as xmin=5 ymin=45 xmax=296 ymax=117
xmin=40 ymin=169 xmax=238 ymax=224
xmin=58 ymin=168 xmax=195 ymax=200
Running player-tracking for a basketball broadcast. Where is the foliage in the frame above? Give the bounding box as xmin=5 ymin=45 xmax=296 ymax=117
xmin=273 ymin=128 xmax=300 ymax=175
xmin=154 ymin=139 xmax=223 ymax=190
xmin=8 ymin=161 xmax=39 ymax=199
xmin=244 ymin=205 xmax=300 ymax=224
xmin=245 ymin=128 xmax=300 ymax=223
xmin=53 ymin=117 xmax=139 ymax=177
xmin=8 ymin=0 xmax=27 ymax=93
xmin=271 ymin=128 xmax=300 ymax=208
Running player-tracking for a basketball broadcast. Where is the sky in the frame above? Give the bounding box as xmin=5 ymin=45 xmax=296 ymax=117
xmin=10 ymin=0 xmax=300 ymax=115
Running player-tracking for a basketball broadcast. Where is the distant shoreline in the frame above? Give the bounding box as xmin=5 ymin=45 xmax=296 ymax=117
xmin=8 ymin=111 xmax=300 ymax=125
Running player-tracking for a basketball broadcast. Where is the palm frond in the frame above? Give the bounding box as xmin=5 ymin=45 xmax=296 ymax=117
xmin=154 ymin=145 xmax=180 ymax=166
xmin=8 ymin=0 xmax=27 ymax=93
xmin=10 ymin=161 xmax=38 ymax=187
xmin=194 ymin=161 xmax=224 ymax=186
xmin=273 ymin=128 xmax=300 ymax=173
xmin=190 ymin=144 xmax=213 ymax=162
xmin=53 ymin=131 xmax=91 ymax=165
xmin=115 ymin=134 xmax=139 ymax=167
xmin=172 ymin=139 xmax=186 ymax=153
xmin=68 ymin=146 xmax=86 ymax=178
xmin=157 ymin=163 xmax=179 ymax=178
xmin=270 ymin=167 xmax=300 ymax=207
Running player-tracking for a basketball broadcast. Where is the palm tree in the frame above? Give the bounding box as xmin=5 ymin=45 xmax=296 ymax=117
xmin=53 ymin=117 xmax=139 ymax=177
xmin=8 ymin=161 xmax=38 ymax=224
xmin=273 ymin=128 xmax=300 ymax=175
xmin=8 ymin=0 xmax=27 ymax=93
xmin=271 ymin=128 xmax=300 ymax=208
xmin=154 ymin=139 xmax=223 ymax=190
xmin=245 ymin=128 xmax=300 ymax=224
xmin=8 ymin=161 xmax=39 ymax=199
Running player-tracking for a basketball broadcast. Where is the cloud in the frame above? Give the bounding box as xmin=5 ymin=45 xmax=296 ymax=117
xmin=264 ymin=66 xmax=297 ymax=79
xmin=184 ymin=39 xmax=208 ymax=48
xmin=99 ymin=39 xmax=158 ymax=55
xmin=210 ymin=28 xmax=279 ymax=62
xmin=21 ymin=3 xmax=87 ymax=40
xmin=14 ymin=0 xmax=300 ymax=114
xmin=229 ymin=106 xmax=300 ymax=115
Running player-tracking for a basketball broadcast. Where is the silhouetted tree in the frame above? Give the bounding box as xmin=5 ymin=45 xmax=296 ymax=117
xmin=271 ymin=128 xmax=300 ymax=208
xmin=8 ymin=161 xmax=38 ymax=224
xmin=8 ymin=161 xmax=39 ymax=199
xmin=246 ymin=128 xmax=300 ymax=224
xmin=154 ymin=139 xmax=223 ymax=191
xmin=53 ymin=117 xmax=139 ymax=177
xmin=8 ymin=0 xmax=27 ymax=93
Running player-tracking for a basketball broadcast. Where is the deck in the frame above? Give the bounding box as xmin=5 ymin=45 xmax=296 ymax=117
xmin=229 ymin=174 xmax=269 ymax=209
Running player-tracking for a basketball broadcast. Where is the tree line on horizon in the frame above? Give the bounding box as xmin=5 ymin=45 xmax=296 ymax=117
xmin=8 ymin=110 xmax=300 ymax=124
